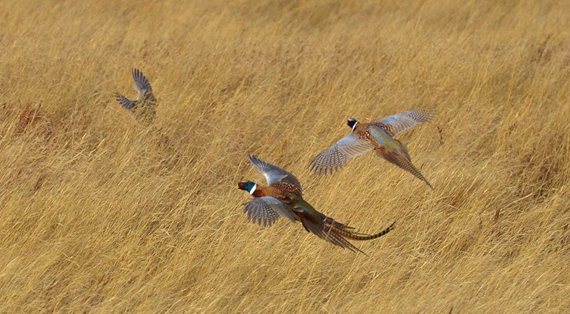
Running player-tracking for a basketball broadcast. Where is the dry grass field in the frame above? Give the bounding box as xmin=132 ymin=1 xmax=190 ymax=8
xmin=1 ymin=0 xmax=569 ymax=312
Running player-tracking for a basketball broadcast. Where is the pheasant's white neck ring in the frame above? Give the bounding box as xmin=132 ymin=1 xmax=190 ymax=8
xmin=351 ymin=121 xmax=358 ymax=132
xmin=249 ymin=184 xmax=257 ymax=195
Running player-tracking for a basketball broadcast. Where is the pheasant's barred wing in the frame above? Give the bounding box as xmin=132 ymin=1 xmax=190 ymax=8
xmin=132 ymin=68 xmax=153 ymax=100
xmin=374 ymin=108 xmax=433 ymax=137
xmin=115 ymin=93 xmax=136 ymax=111
xmin=309 ymin=133 xmax=372 ymax=175
xmin=243 ymin=197 xmax=288 ymax=227
xmin=249 ymin=155 xmax=302 ymax=194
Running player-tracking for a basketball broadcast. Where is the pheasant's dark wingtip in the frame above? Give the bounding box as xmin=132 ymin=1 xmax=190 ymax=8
xmin=248 ymin=155 xmax=260 ymax=163
xmin=422 ymin=107 xmax=437 ymax=120
xmin=309 ymin=166 xmax=336 ymax=176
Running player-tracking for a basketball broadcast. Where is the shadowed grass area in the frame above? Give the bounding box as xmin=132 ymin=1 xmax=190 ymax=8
xmin=0 ymin=0 xmax=569 ymax=312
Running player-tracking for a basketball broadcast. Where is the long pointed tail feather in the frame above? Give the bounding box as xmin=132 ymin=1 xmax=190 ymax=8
xmin=294 ymin=199 xmax=392 ymax=254
xmin=380 ymin=149 xmax=433 ymax=189
xmin=339 ymin=221 xmax=396 ymax=241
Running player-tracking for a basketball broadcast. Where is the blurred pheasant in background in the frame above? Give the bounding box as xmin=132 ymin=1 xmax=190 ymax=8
xmin=114 ymin=68 xmax=157 ymax=124
xmin=238 ymin=155 xmax=395 ymax=254
xmin=310 ymin=109 xmax=434 ymax=189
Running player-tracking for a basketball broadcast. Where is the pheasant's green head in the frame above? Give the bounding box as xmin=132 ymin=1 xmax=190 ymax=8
xmin=238 ymin=181 xmax=257 ymax=195
xmin=347 ymin=118 xmax=358 ymax=131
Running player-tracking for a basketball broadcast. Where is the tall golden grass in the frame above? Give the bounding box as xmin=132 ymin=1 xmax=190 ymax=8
xmin=0 ymin=0 xmax=569 ymax=312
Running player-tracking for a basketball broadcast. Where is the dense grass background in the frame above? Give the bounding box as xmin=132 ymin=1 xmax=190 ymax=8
xmin=1 ymin=0 xmax=569 ymax=312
